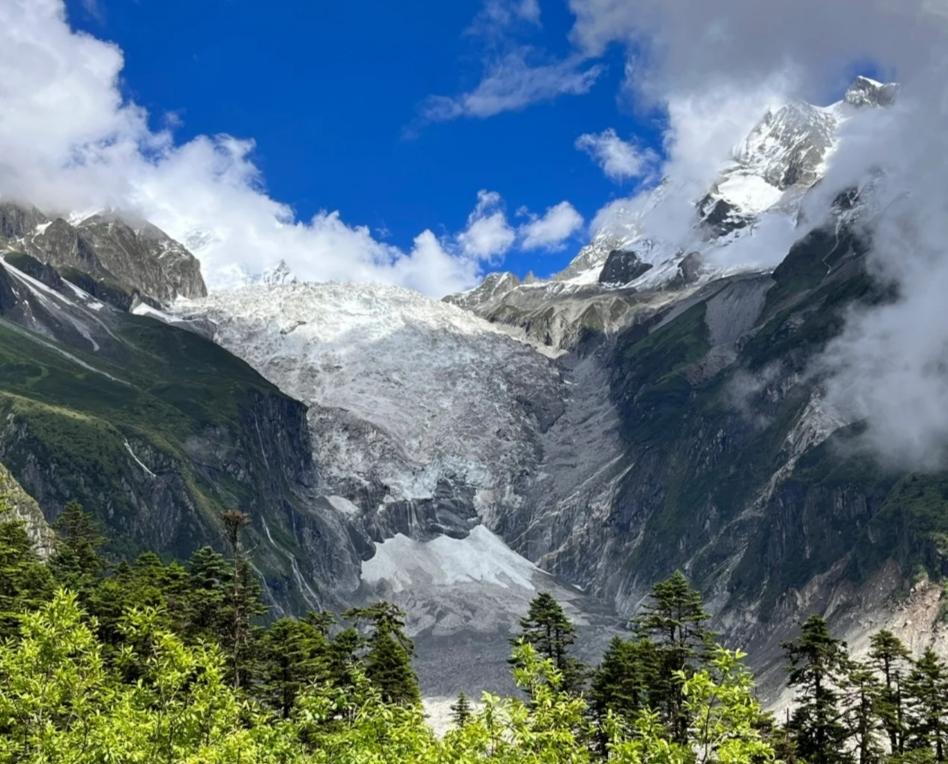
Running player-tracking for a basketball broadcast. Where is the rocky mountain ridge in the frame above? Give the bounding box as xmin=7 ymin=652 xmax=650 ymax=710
xmin=0 ymin=202 xmax=206 ymax=306
xmin=445 ymin=76 xmax=897 ymax=352
xmin=0 ymin=73 xmax=944 ymax=707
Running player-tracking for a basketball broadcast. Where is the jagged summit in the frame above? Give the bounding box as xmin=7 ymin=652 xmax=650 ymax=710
xmin=0 ymin=201 xmax=206 ymax=305
xmin=445 ymin=75 xmax=898 ymax=350
xmin=844 ymin=75 xmax=898 ymax=107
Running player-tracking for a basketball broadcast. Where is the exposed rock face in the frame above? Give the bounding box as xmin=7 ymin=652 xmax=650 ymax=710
xmin=444 ymin=271 xmax=520 ymax=311
xmin=0 ymin=203 xmax=46 ymax=240
xmin=844 ymin=75 xmax=899 ymax=108
xmin=0 ymin=461 xmax=54 ymax=558
xmin=598 ymin=250 xmax=652 ymax=285
xmin=0 ymin=202 xmax=206 ymax=305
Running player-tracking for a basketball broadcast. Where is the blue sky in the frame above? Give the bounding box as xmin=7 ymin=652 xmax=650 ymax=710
xmin=64 ymin=0 xmax=663 ymax=279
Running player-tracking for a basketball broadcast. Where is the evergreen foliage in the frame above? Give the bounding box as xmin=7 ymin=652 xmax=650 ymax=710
xmin=783 ymin=615 xmax=854 ymax=763
xmin=0 ymin=505 xmax=945 ymax=763
xmin=451 ymin=691 xmax=473 ymax=727
xmin=513 ymin=591 xmax=586 ymax=694
xmin=632 ymin=570 xmax=714 ymax=743
xmin=869 ymin=630 xmax=913 ymax=756
xmin=0 ymin=502 xmax=53 ymax=639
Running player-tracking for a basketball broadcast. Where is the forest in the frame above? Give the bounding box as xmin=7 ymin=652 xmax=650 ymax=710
xmin=0 ymin=498 xmax=945 ymax=763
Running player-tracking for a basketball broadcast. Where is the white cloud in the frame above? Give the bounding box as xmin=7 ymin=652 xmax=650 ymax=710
xmin=519 ymin=201 xmax=583 ymax=250
xmin=457 ymin=190 xmax=516 ymax=259
xmin=565 ymin=0 xmax=948 ymax=469
xmin=575 ymin=128 xmax=658 ymax=182
xmin=421 ymin=49 xmax=602 ymax=122
xmin=0 ymin=0 xmax=506 ymax=298
xmin=471 ymin=0 xmax=541 ymax=32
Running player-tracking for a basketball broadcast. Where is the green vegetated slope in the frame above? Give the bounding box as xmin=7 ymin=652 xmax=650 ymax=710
xmin=0 ymin=260 xmax=337 ymax=608
xmin=607 ymin=223 xmax=948 ymax=620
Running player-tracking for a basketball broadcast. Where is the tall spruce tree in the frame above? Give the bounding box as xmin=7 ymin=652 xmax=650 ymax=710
xmin=256 ymin=617 xmax=331 ymax=718
xmin=590 ymin=635 xmax=657 ymax=723
xmin=903 ymin=647 xmax=947 ymax=761
xmin=846 ymin=660 xmax=884 ymax=764
xmin=48 ymin=501 xmax=105 ymax=597
xmin=783 ymin=615 xmax=853 ymax=764
xmin=350 ymin=602 xmax=421 ymax=705
xmin=0 ymin=502 xmax=53 ymax=638
xmin=868 ymin=629 xmax=912 ymax=755
xmin=633 ymin=570 xmax=713 ymax=743
xmin=513 ymin=592 xmax=585 ymax=694
xmin=450 ymin=691 xmax=473 ymax=727
xmin=220 ymin=510 xmax=265 ymax=689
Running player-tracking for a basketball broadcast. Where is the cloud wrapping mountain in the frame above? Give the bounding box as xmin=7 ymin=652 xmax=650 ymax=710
xmin=565 ymin=0 xmax=948 ymax=471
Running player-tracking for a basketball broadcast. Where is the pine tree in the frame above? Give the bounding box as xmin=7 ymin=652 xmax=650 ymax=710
xmin=846 ymin=661 xmax=884 ymax=764
xmin=633 ymin=570 xmax=713 ymax=743
xmin=513 ymin=592 xmax=585 ymax=694
xmin=256 ymin=617 xmax=331 ymax=718
xmin=48 ymin=500 xmax=105 ymax=596
xmin=87 ymin=553 xmax=191 ymax=647
xmin=451 ymin=691 xmax=473 ymax=727
xmin=868 ymin=629 xmax=912 ymax=756
xmin=0 ymin=501 xmax=53 ymax=638
xmin=349 ymin=602 xmax=421 ymax=705
xmin=783 ymin=615 xmax=853 ymax=764
xmin=590 ymin=635 xmax=657 ymax=722
xmin=328 ymin=625 xmax=362 ymax=692
xmin=220 ymin=510 xmax=265 ymax=690
xmin=903 ymin=648 xmax=947 ymax=761
xmin=184 ymin=545 xmax=232 ymax=641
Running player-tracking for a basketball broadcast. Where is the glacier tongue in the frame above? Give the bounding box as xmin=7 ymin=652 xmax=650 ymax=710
xmin=174 ymin=281 xmax=564 ymax=511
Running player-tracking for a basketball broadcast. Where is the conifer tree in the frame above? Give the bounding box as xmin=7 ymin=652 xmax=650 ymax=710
xmin=590 ymin=635 xmax=657 ymax=723
xmin=783 ymin=615 xmax=853 ymax=764
xmin=846 ymin=660 xmax=884 ymax=764
xmin=48 ymin=500 xmax=105 ymax=596
xmin=87 ymin=552 xmax=191 ymax=647
xmin=868 ymin=629 xmax=912 ymax=756
xmin=903 ymin=647 xmax=947 ymax=761
xmin=349 ymin=602 xmax=421 ymax=705
xmin=633 ymin=570 xmax=713 ymax=743
xmin=185 ymin=545 xmax=232 ymax=641
xmin=451 ymin=691 xmax=473 ymax=727
xmin=256 ymin=617 xmax=331 ymax=718
xmin=220 ymin=510 xmax=265 ymax=689
xmin=0 ymin=502 xmax=53 ymax=638
xmin=513 ymin=591 xmax=585 ymax=694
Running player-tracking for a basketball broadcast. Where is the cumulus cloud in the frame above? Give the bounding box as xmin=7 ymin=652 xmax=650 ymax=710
xmin=0 ymin=0 xmax=507 ymax=298
xmin=456 ymin=190 xmax=516 ymax=259
xmin=575 ymin=128 xmax=658 ymax=182
xmin=421 ymin=49 xmax=602 ymax=122
xmin=519 ymin=201 xmax=584 ymax=250
xmin=565 ymin=0 xmax=948 ymax=469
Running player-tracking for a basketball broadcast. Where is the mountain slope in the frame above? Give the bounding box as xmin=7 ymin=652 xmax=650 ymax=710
xmin=0 ymin=251 xmax=356 ymax=614
xmin=447 ymin=76 xmax=897 ymax=352
xmin=0 ymin=203 xmax=206 ymax=305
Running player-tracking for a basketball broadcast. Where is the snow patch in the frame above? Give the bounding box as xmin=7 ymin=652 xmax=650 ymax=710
xmin=326 ymin=495 xmax=361 ymax=516
xmin=361 ymin=525 xmax=541 ymax=593
xmin=716 ymin=173 xmax=783 ymax=214
xmin=131 ymin=301 xmax=175 ymax=322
